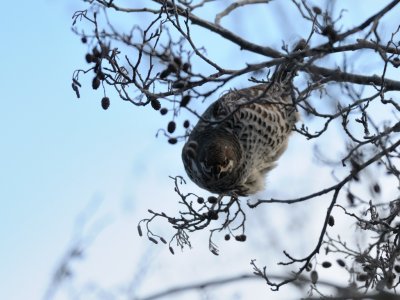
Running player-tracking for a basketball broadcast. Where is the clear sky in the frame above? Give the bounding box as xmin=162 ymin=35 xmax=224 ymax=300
xmin=1 ymin=1 xmax=398 ymax=300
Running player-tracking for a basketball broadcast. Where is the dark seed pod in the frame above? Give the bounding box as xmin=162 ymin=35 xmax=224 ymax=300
xmin=92 ymin=77 xmax=101 ymax=90
xmin=312 ymin=6 xmax=322 ymax=14
xmin=328 ymin=216 xmax=335 ymax=227
xmin=235 ymin=234 xmax=247 ymax=242
xmin=173 ymin=57 xmax=182 ymax=67
xmin=182 ymin=62 xmax=191 ymax=72
xmin=311 ymin=271 xmax=318 ymax=284
xmin=85 ymin=53 xmax=94 ymax=63
xmin=197 ymin=197 xmax=204 ymax=204
xmin=336 ymin=259 xmax=346 ymax=267
xmin=394 ymin=265 xmax=400 ymax=273
xmin=97 ymin=70 xmax=106 ymax=80
xmin=322 ymin=261 xmax=332 ymax=268
xmin=160 ymin=69 xmax=171 ymax=79
xmin=101 ymin=97 xmax=110 ymax=110
xmin=172 ymin=81 xmax=185 ymax=89
xmin=159 ymin=237 xmax=167 ymax=244
xmin=169 ymin=246 xmax=175 ymax=255
xmin=208 ymin=196 xmax=218 ymax=204
xmin=160 ymin=108 xmax=168 ymax=115
xmin=167 ymin=121 xmax=176 ymax=134
xmin=81 ymin=36 xmax=88 ymax=44
xmin=224 ymin=234 xmax=230 ymax=241
xmin=168 ymin=138 xmax=177 ymax=145
xmin=167 ymin=63 xmax=178 ymax=73
xmin=150 ymin=98 xmax=161 ymax=111
xmin=183 ymin=120 xmax=190 ymax=128
xmin=180 ymin=95 xmax=191 ymax=107
xmin=137 ymin=225 xmax=142 ymax=237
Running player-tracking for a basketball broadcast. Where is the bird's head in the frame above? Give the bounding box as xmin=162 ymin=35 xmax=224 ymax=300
xmin=183 ymin=132 xmax=242 ymax=184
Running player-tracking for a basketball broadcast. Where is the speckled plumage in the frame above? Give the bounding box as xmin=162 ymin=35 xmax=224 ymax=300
xmin=182 ymin=68 xmax=299 ymax=196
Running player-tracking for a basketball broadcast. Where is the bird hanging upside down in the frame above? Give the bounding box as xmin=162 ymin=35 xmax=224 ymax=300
xmin=182 ymin=64 xmax=299 ymax=196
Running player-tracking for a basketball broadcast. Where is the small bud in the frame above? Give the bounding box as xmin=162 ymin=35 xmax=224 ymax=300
xmin=336 ymin=259 xmax=346 ymax=267
xmin=172 ymin=81 xmax=185 ymax=89
xmin=208 ymin=196 xmax=218 ymax=204
xmin=92 ymin=77 xmax=101 ymax=90
xmin=183 ymin=120 xmax=190 ymax=128
xmin=197 ymin=197 xmax=204 ymax=204
xmin=224 ymin=234 xmax=230 ymax=241
xmin=160 ymin=108 xmax=168 ymax=115
xmin=81 ymin=36 xmax=88 ymax=44
xmin=328 ymin=216 xmax=335 ymax=227
xmin=101 ymin=97 xmax=110 ymax=110
xmin=150 ymin=98 xmax=161 ymax=111
xmin=168 ymin=138 xmax=177 ymax=145
xmin=312 ymin=6 xmax=322 ymax=14
xmin=322 ymin=261 xmax=332 ymax=268
xmin=160 ymin=69 xmax=171 ymax=79
xmin=167 ymin=121 xmax=176 ymax=134
xmin=167 ymin=63 xmax=178 ymax=73
xmin=311 ymin=271 xmax=318 ymax=284
xmin=180 ymin=95 xmax=191 ymax=107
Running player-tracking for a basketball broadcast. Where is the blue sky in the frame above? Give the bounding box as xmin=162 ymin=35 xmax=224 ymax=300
xmin=1 ymin=1 xmax=398 ymax=300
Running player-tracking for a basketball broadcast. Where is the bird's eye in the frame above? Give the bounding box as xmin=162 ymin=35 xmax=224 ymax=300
xmin=222 ymin=158 xmax=229 ymax=167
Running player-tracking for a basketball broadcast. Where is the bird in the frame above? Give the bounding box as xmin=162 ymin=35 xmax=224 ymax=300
xmin=181 ymin=63 xmax=299 ymax=196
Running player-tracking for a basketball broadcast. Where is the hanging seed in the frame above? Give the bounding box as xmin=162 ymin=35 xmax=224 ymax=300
xmin=311 ymin=271 xmax=318 ymax=284
xmin=224 ymin=234 xmax=231 ymax=241
xmin=101 ymin=97 xmax=110 ymax=110
xmin=167 ymin=121 xmax=176 ymax=133
xmin=81 ymin=36 xmax=88 ymax=44
xmin=197 ymin=197 xmax=204 ymax=204
xmin=336 ymin=259 xmax=346 ymax=267
xmin=160 ymin=108 xmax=168 ymax=115
xmin=85 ymin=53 xmax=94 ymax=63
xmin=160 ymin=69 xmax=171 ymax=79
xmin=172 ymin=81 xmax=185 ymax=89
xmin=173 ymin=57 xmax=182 ymax=67
xmin=182 ymin=63 xmax=191 ymax=72
xmin=92 ymin=77 xmax=101 ymax=90
xmin=180 ymin=95 xmax=191 ymax=107
xmin=150 ymin=98 xmax=161 ymax=111
xmin=168 ymin=138 xmax=177 ymax=145
xmin=322 ymin=261 xmax=332 ymax=268
xmin=183 ymin=120 xmax=190 ymax=128
xmin=235 ymin=234 xmax=247 ymax=242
